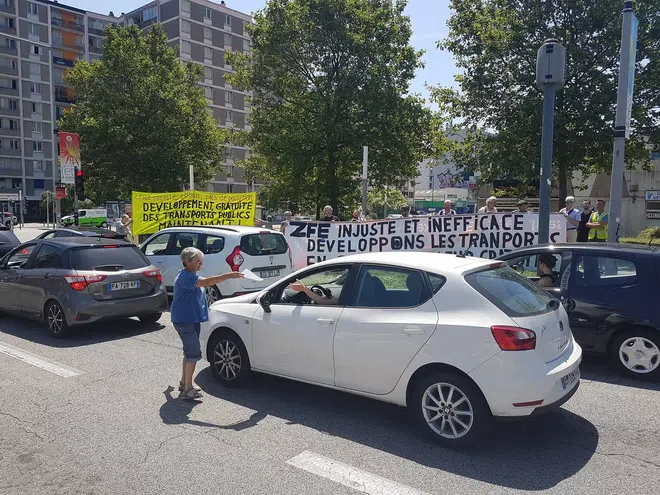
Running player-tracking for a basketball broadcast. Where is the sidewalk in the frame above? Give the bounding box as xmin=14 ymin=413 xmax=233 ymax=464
xmin=12 ymin=223 xmax=50 ymax=243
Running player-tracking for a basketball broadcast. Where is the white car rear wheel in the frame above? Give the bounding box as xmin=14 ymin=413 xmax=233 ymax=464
xmin=411 ymin=371 xmax=491 ymax=448
xmin=206 ymin=285 xmax=221 ymax=306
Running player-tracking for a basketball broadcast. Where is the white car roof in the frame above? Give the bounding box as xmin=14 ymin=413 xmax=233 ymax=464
xmin=155 ymin=226 xmax=281 ymax=236
xmin=319 ymin=252 xmax=498 ymax=274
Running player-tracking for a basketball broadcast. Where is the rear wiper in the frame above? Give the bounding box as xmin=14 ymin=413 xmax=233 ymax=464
xmin=94 ymin=264 xmax=124 ymax=271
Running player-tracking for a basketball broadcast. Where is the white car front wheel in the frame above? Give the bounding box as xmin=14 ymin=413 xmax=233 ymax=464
xmin=411 ymin=371 xmax=491 ymax=448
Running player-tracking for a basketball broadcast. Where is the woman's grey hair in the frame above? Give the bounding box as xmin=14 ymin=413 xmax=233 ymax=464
xmin=181 ymin=247 xmax=203 ymax=266
xmin=487 ymin=196 xmax=497 ymax=203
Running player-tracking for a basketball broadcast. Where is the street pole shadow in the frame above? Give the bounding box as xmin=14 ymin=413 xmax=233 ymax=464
xmin=159 ymin=386 xmax=267 ymax=431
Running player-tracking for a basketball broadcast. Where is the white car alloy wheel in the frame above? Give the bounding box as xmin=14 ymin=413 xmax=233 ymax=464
xmin=214 ymin=340 xmax=242 ymax=381
xmin=618 ymin=337 xmax=660 ymax=374
xmin=206 ymin=286 xmax=221 ymax=306
xmin=422 ymin=382 xmax=474 ymax=439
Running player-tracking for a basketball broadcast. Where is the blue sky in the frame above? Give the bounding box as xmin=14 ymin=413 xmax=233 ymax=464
xmin=66 ymin=0 xmax=457 ymax=105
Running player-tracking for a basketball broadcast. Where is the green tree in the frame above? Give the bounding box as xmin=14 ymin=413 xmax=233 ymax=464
xmin=367 ymin=187 xmax=408 ymax=218
xmin=227 ymin=0 xmax=433 ymax=213
xmin=432 ymin=0 xmax=659 ymax=202
xmin=59 ymin=24 xmax=227 ymax=203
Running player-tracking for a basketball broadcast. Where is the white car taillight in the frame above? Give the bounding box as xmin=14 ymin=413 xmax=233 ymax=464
xmin=491 ymin=326 xmax=536 ymax=351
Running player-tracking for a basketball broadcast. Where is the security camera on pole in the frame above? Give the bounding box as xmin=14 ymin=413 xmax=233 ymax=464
xmin=609 ymin=1 xmax=638 ymax=242
xmin=535 ymin=39 xmax=566 ymax=244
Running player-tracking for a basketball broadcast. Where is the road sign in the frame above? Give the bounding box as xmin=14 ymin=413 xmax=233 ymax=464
xmin=56 ymin=186 xmax=67 ymax=199
xmin=61 ymin=164 xmax=75 ymax=184
xmin=0 ymin=193 xmax=19 ymax=201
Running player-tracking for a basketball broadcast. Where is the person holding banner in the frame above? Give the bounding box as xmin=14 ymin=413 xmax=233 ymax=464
xmin=437 ymin=200 xmax=456 ymax=215
xmin=478 ymin=196 xmax=498 ymax=214
xmin=559 ymin=196 xmax=581 ymax=243
xmin=171 ymin=247 xmax=244 ymax=400
xmin=321 ymin=206 xmax=339 ymax=222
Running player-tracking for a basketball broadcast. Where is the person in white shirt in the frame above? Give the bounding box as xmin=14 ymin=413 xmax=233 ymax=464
xmin=559 ymin=196 xmax=581 ymax=242
xmin=478 ymin=196 xmax=498 ymax=214
xmin=437 ymin=200 xmax=456 ymax=215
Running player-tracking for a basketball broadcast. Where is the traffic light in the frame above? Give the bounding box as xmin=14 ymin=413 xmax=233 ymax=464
xmin=74 ymin=168 xmax=85 ymax=200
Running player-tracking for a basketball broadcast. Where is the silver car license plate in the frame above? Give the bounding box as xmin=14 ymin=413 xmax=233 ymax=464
xmin=260 ymin=269 xmax=280 ymax=278
xmin=108 ymin=281 xmax=140 ymax=291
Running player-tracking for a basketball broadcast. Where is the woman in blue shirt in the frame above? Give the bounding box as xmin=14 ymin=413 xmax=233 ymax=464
xmin=171 ymin=247 xmax=243 ymax=400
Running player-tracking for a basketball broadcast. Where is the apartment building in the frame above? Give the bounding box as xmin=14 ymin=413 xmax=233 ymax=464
xmin=0 ymin=0 xmax=253 ymax=220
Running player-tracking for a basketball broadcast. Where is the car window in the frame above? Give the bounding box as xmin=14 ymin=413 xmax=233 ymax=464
xmin=508 ymin=253 xmax=563 ymax=279
xmin=201 ymin=234 xmax=225 ymax=255
xmin=79 ymin=211 xmax=87 ymax=217
xmin=352 ymin=265 xmax=429 ymax=308
xmin=240 ymin=233 xmax=288 ymax=256
xmin=142 ymin=233 xmax=173 ymax=256
xmin=575 ymin=255 xmax=637 ymax=287
xmin=427 ymin=273 xmax=446 ymax=294
xmin=171 ymin=232 xmax=200 ymax=255
xmin=40 ymin=231 xmax=57 ymax=239
xmin=277 ymin=266 xmax=350 ymax=304
xmin=4 ymin=244 xmax=37 ymax=269
xmin=465 ymin=265 xmax=556 ymax=317
xmin=54 ymin=230 xmax=82 ymax=238
xmin=31 ymin=244 xmax=62 ymax=269
xmin=70 ymin=245 xmax=150 ymax=271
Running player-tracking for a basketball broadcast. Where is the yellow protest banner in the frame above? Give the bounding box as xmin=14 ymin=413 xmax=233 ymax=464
xmin=131 ymin=190 xmax=256 ymax=236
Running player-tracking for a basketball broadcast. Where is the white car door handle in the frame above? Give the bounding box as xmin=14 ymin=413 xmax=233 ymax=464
xmin=403 ymin=327 xmax=424 ymax=335
xmin=316 ymin=318 xmax=335 ymax=325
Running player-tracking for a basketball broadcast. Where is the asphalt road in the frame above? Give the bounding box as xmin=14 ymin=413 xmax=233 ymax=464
xmin=1 ymin=309 xmax=659 ymax=495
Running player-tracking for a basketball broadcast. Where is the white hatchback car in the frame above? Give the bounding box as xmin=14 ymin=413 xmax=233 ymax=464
xmin=140 ymin=226 xmax=292 ymax=304
xmin=200 ymin=252 xmax=582 ymax=447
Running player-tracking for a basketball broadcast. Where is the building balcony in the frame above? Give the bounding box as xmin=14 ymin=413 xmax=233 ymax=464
xmin=0 ymin=127 xmax=20 ymax=136
xmin=0 ymin=45 xmax=16 ymax=55
xmin=0 ymin=87 xmax=18 ymax=96
xmin=52 ymin=39 xmax=84 ymax=52
xmin=0 ymin=107 xmax=19 ymax=116
xmin=0 ymin=148 xmax=20 ymax=157
xmin=54 ymin=87 xmax=75 ymax=103
xmin=0 ymin=24 xmax=15 ymax=35
xmin=51 ymin=17 xmax=84 ymax=33
xmin=0 ymin=65 xmax=16 ymax=76
xmin=0 ymin=3 xmax=15 ymax=15
xmin=89 ymin=45 xmax=103 ymax=54
xmin=88 ymin=27 xmax=105 ymax=36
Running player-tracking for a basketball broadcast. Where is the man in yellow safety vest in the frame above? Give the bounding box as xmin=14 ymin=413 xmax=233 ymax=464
xmin=586 ymin=199 xmax=608 ymax=242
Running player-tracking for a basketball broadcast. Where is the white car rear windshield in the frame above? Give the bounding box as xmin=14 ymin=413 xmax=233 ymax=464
xmin=465 ymin=265 xmax=556 ymax=317
xmin=240 ymin=233 xmax=288 ymax=256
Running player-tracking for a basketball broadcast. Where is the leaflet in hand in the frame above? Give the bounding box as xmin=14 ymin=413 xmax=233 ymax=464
xmin=242 ymin=269 xmax=264 ymax=282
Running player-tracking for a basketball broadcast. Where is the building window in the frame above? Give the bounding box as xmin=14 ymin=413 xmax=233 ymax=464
xmin=224 ymin=33 xmax=231 ymax=46
xmin=142 ymin=6 xmax=157 ymax=22
xmin=28 ymin=2 xmax=39 ymax=15
xmin=28 ymin=23 xmax=39 ymax=35
xmin=182 ymin=20 xmax=191 ymax=34
xmin=32 ymin=121 xmax=42 ymax=133
xmin=0 ymin=57 xmax=16 ymax=69
xmin=8 ymin=119 xmax=18 ymax=129
xmin=9 ymin=139 xmax=19 ymax=150
xmin=205 ymin=7 xmax=212 ymax=19
xmin=30 ymin=82 xmax=40 ymax=94
xmin=30 ymin=63 xmax=40 ymax=76
xmin=226 ymin=15 xmax=231 ymax=26
xmin=8 ymin=99 xmax=16 ymax=110
xmin=204 ymin=47 xmax=212 ymax=60
xmin=226 ymin=110 xmax=233 ymax=122
xmin=1 ymin=17 xmax=14 ymax=29
xmin=31 ymin=45 xmax=41 ymax=56
xmin=181 ymin=40 xmax=191 ymax=55
xmin=204 ymin=66 xmax=212 ymax=81
xmin=204 ymin=86 xmax=212 ymax=99
xmin=204 ymin=27 xmax=212 ymax=40
xmin=182 ymin=0 xmax=190 ymax=13
xmin=225 ymin=91 xmax=232 ymax=104
xmin=243 ymin=39 xmax=250 ymax=52
xmin=33 ymin=141 xmax=43 ymax=152
xmin=32 ymin=102 xmax=42 ymax=113
xmin=34 ymin=160 xmax=45 ymax=172
xmin=4 ymin=37 xmax=15 ymax=49
xmin=0 ymin=78 xmax=16 ymax=89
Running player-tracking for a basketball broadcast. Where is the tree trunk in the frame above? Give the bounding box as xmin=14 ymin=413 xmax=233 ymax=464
xmin=558 ymin=162 xmax=568 ymax=206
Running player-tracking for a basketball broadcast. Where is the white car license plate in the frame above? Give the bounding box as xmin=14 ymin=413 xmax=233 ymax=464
xmin=260 ymin=269 xmax=280 ymax=278
xmin=108 ymin=281 xmax=140 ymax=291
xmin=561 ymin=368 xmax=580 ymax=390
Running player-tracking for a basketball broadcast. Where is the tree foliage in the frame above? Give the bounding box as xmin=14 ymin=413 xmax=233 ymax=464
xmin=432 ymin=0 xmax=660 ymax=201
xmin=39 ymin=186 xmax=95 ymax=215
xmin=367 ymin=187 xmax=408 ymax=218
xmin=59 ymin=25 xmax=227 ymax=203
xmin=227 ymin=0 xmax=433 ymax=212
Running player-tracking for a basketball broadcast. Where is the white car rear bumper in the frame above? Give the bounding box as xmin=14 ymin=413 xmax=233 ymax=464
xmin=469 ymin=339 xmax=582 ymax=417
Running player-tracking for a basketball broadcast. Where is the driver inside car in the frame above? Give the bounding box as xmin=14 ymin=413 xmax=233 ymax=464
xmin=287 ymin=279 xmax=339 ymax=305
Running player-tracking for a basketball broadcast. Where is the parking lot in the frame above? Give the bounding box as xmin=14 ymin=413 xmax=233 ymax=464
xmin=1 ymin=306 xmax=659 ymax=495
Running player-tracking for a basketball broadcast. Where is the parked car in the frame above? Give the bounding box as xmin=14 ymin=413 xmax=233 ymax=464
xmin=0 ymin=225 xmax=20 ymax=258
xmin=140 ymin=226 xmax=293 ymax=305
xmin=498 ymin=243 xmax=660 ymax=380
xmin=61 ymin=209 xmax=109 ymax=228
xmin=0 ymin=237 xmax=168 ymax=337
xmin=35 ymin=227 xmax=127 ymax=241
xmin=199 ymin=252 xmax=581 ymax=447
xmin=2 ymin=212 xmax=17 ymax=228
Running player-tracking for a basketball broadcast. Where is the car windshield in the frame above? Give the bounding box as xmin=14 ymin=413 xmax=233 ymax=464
xmin=465 ymin=265 xmax=556 ymax=317
xmin=240 ymin=233 xmax=288 ymax=256
xmin=70 ymin=245 xmax=150 ymax=271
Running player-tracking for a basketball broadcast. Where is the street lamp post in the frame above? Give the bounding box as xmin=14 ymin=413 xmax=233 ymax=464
xmin=535 ymin=39 xmax=566 ymax=243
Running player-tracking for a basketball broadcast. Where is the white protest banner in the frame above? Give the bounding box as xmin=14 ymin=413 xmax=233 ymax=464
xmin=285 ymin=213 xmax=566 ymax=270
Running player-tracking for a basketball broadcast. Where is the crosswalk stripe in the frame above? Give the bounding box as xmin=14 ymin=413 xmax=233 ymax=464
xmin=0 ymin=341 xmax=84 ymax=378
xmin=287 ymin=451 xmax=432 ymax=495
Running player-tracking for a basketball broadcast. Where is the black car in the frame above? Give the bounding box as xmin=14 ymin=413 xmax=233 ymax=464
xmin=35 ymin=227 xmax=127 ymax=241
xmin=498 ymin=243 xmax=660 ymax=380
xmin=0 ymin=225 xmax=20 ymax=258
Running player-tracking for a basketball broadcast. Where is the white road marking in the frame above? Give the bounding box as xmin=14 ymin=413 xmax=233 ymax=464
xmin=287 ymin=451 xmax=432 ymax=495
xmin=0 ymin=341 xmax=84 ymax=378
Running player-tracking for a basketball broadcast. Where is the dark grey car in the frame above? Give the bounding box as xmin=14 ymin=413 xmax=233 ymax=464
xmin=0 ymin=237 xmax=168 ymax=337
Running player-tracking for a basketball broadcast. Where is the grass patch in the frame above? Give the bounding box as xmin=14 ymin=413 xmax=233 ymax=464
xmin=620 ymin=227 xmax=660 ymax=246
